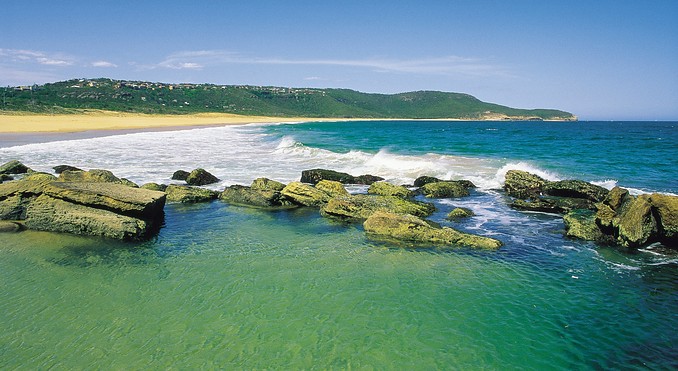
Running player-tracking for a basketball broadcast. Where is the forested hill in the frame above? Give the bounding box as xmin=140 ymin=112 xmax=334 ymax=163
xmin=1 ymin=78 xmax=576 ymax=120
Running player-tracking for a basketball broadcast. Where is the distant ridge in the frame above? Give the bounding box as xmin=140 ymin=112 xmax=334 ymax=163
xmin=1 ymin=78 xmax=576 ymax=121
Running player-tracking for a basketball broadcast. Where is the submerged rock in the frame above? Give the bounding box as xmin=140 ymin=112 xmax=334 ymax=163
xmin=0 ymin=221 xmax=22 ymax=233
xmin=165 ymin=185 xmax=219 ymax=203
xmin=185 ymin=168 xmax=220 ymax=186
xmin=420 ymin=181 xmax=471 ymax=198
xmin=320 ymin=194 xmax=435 ymax=221
xmin=363 ymin=211 xmax=502 ymax=250
xmin=368 ymin=181 xmax=414 ymax=199
xmin=0 ymin=160 xmax=31 ymax=175
xmin=300 ymin=169 xmax=384 ymax=185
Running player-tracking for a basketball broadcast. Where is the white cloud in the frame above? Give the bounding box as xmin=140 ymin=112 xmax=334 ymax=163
xmin=153 ymin=50 xmax=510 ymax=78
xmin=0 ymin=48 xmax=75 ymax=67
xmin=91 ymin=60 xmax=118 ymax=68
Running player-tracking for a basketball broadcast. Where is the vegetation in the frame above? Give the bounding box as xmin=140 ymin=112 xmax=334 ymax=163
xmin=1 ymin=78 xmax=575 ymax=120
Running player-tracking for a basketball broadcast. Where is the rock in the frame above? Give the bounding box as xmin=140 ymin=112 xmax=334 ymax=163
xmin=363 ymin=211 xmax=502 ymax=250
xmin=171 ymin=170 xmax=190 ymax=181
xmin=510 ymin=196 xmax=595 ymax=214
xmin=648 ymin=193 xmax=678 ymax=247
xmin=315 ymin=180 xmax=350 ymax=198
xmin=604 ymin=186 xmax=631 ymax=211
xmin=280 ymin=181 xmax=331 ymax=206
xmin=368 ymin=181 xmax=414 ymax=199
xmin=25 ymin=194 xmax=151 ymax=240
xmin=544 ymin=180 xmax=609 ymax=202
xmin=22 ymin=172 xmax=57 ymax=182
xmin=447 ymin=207 xmax=475 ymax=220
xmin=320 ymin=194 xmax=435 ymax=221
xmin=0 ymin=177 xmax=55 ymax=220
xmin=0 ymin=174 xmax=13 ymax=183
xmin=251 ymin=178 xmax=286 ymax=192
xmin=220 ymin=185 xmax=296 ymax=209
xmin=165 ymin=185 xmax=219 ymax=203
xmin=52 ymin=165 xmax=82 ymax=174
xmin=141 ymin=183 xmax=167 ymax=192
xmin=300 ymin=169 xmax=384 ymax=185
xmin=185 ymin=168 xmax=220 ymax=186
xmin=58 ymin=169 xmax=121 ymax=183
xmin=413 ymin=175 xmax=441 ymax=187
xmin=120 ymin=178 xmax=139 ymax=188
xmin=0 ymin=160 xmax=30 ymax=175
xmin=563 ymin=209 xmax=607 ymax=242
xmin=616 ymin=195 xmax=657 ymax=248
xmin=420 ymin=181 xmax=470 ymax=198
xmin=504 ymin=170 xmax=547 ymax=199
xmin=43 ymin=182 xmax=166 ymax=220
xmin=0 ymin=221 xmax=22 ymax=233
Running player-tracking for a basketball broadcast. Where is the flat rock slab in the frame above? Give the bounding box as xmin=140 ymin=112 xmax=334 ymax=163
xmin=43 ymin=182 xmax=166 ymax=219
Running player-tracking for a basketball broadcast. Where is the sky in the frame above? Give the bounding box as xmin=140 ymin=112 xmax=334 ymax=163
xmin=1 ymin=0 xmax=676 ymax=120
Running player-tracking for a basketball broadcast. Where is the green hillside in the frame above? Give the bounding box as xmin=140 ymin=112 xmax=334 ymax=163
xmin=1 ymin=78 xmax=576 ymax=120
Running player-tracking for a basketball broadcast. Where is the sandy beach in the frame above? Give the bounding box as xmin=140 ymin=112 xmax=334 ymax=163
xmin=0 ymin=110 xmax=333 ymax=133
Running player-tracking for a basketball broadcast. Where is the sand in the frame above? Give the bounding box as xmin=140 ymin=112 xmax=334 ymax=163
xmin=0 ymin=110 xmax=337 ymax=133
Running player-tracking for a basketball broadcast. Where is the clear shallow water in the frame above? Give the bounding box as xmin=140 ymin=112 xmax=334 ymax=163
xmin=1 ymin=120 xmax=677 ymax=369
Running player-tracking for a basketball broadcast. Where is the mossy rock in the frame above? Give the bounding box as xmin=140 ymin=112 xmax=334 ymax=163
xmin=320 ymin=194 xmax=435 ymax=221
xmin=220 ymin=185 xmax=297 ymax=209
xmin=0 ymin=221 xmax=22 ymax=233
xmin=413 ymin=176 xmax=441 ymax=187
xmin=563 ymin=209 xmax=607 ymax=242
xmin=363 ymin=211 xmax=502 ymax=250
xmin=367 ymin=181 xmax=414 ymax=199
xmin=616 ymin=195 xmax=657 ymax=248
xmin=171 ymin=170 xmax=190 ymax=181
xmin=251 ymin=178 xmax=286 ymax=192
xmin=281 ymin=181 xmax=331 ymax=207
xmin=141 ymin=182 xmax=167 ymax=192
xmin=544 ymin=180 xmax=609 ymax=202
xmin=446 ymin=207 xmax=475 ymax=220
xmin=53 ymin=165 xmax=82 ymax=174
xmin=165 ymin=185 xmax=219 ymax=203
xmin=315 ymin=180 xmax=350 ymax=198
xmin=504 ymin=170 xmax=547 ymax=199
xmin=0 ymin=160 xmax=31 ymax=175
xmin=420 ymin=181 xmax=470 ymax=198
xmin=185 ymin=168 xmax=220 ymax=186
xmin=22 ymin=172 xmax=57 ymax=182
xmin=648 ymin=193 xmax=678 ymax=247
xmin=58 ymin=169 xmax=121 ymax=183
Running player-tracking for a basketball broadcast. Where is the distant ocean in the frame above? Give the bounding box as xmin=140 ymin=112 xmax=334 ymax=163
xmin=1 ymin=120 xmax=677 ymax=369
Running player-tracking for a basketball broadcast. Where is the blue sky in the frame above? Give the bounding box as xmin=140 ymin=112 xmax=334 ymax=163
xmin=1 ymin=1 xmax=676 ymax=120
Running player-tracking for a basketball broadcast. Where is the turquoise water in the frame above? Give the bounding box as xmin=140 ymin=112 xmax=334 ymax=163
xmin=1 ymin=120 xmax=677 ymax=369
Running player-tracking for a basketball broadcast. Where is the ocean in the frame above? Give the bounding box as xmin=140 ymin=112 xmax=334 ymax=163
xmin=1 ymin=120 xmax=676 ymax=369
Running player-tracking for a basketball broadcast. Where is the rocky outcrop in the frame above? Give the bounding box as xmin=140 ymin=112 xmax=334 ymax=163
xmin=0 ymin=160 xmax=31 ymax=175
xmin=544 ymin=180 xmax=608 ymax=202
xmin=420 ymin=181 xmax=472 ymax=198
xmin=563 ymin=209 xmax=607 ymax=242
xmin=221 ymin=178 xmax=297 ymax=209
xmin=300 ymin=169 xmax=384 ymax=185
xmin=141 ymin=183 xmax=167 ymax=192
xmin=367 ymin=181 xmax=414 ymax=199
xmin=171 ymin=170 xmax=190 ymax=181
xmin=504 ymin=170 xmax=548 ymax=199
xmin=58 ymin=169 xmax=122 ymax=183
xmin=315 ymin=180 xmax=350 ymax=198
xmin=510 ymin=196 xmax=595 ymax=214
xmin=53 ymin=165 xmax=82 ymax=174
xmin=413 ymin=176 xmax=441 ymax=187
xmin=280 ymin=181 xmax=332 ymax=206
xmin=23 ymin=182 xmax=165 ymax=240
xmin=165 ymin=185 xmax=219 ymax=203
xmin=363 ymin=211 xmax=502 ymax=250
xmin=320 ymin=194 xmax=435 ymax=221
xmin=185 ymin=168 xmax=220 ymax=186
xmin=0 ymin=177 xmax=54 ymax=220
xmin=447 ymin=207 xmax=475 ymax=220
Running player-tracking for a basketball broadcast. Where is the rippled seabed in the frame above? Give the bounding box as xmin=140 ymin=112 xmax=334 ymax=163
xmin=2 ymin=200 xmax=676 ymax=369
